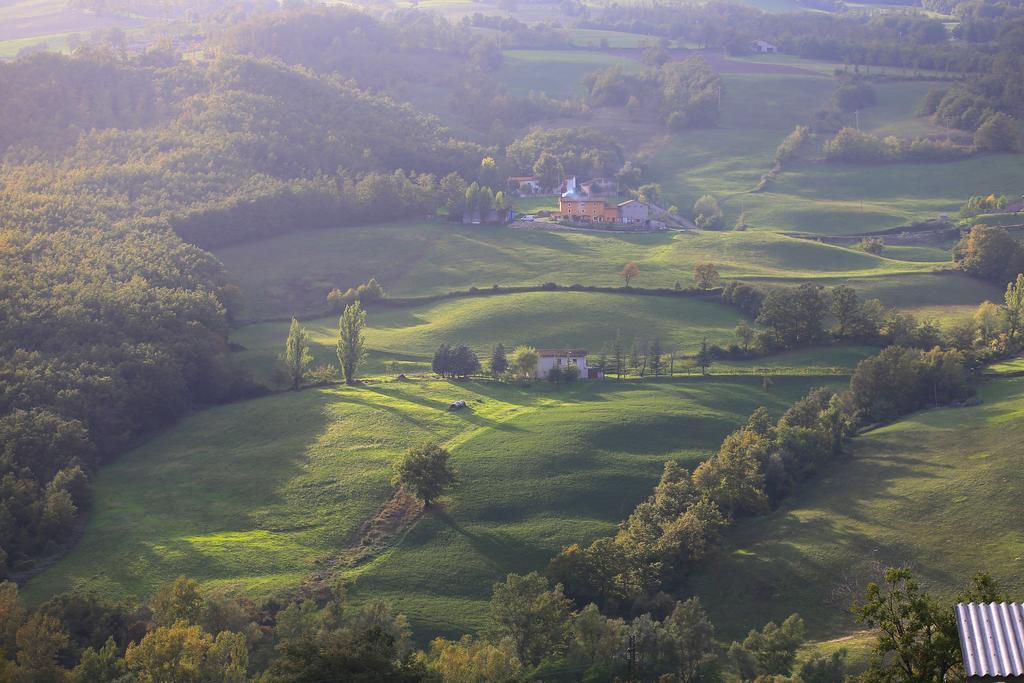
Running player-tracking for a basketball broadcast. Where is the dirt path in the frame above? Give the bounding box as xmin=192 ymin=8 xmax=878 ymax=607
xmin=302 ymin=491 xmax=425 ymax=598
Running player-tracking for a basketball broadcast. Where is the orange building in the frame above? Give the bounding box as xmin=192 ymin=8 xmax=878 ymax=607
xmin=558 ymin=177 xmax=620 ymax=223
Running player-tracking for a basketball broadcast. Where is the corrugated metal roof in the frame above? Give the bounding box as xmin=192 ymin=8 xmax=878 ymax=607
xmin=956 ymin=602 xmax=1024 ymax=678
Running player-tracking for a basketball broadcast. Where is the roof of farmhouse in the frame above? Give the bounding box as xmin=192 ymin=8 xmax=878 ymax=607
xmin=537 ymin=349 xmax=588 ymax=357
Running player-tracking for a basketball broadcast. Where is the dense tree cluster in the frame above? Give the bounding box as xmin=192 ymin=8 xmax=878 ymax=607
xmin=850 ymin=346 xmax=972 ymax=423
xmin=431 ymin=344 xmax=483 ymax=379
xmin=0 ymin=54 xmax=484 ymax=249
xmin=506 ymin=127 xmax=625 ymax=179
xmin=823 ymin=127 xmax=974 ymax=163
xmin=0 ymin=226 xmax=246 ymax=577
xmin=954 ymin=225 xmax=1024 ymax=284
xmin=582 ymin=57 xmax=722 ymax=129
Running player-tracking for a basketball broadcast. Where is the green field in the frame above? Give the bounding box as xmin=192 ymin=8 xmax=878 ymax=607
xmin=497 ymin=49 xmax=642 ymax=97
xmin=687 ymin=373 xmax=1024 ymax=640
xmin=214 ymin=222 xmax=954 ymax=320
xmin=26 ymin=375 xmax=843 ymax=638
xmin=231 ymin=291 xmax=750 ymax=380
xmin=646 ymin=71 xmax=1024 ymax=235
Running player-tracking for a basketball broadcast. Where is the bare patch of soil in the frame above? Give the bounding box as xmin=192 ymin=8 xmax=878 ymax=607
xmin=302 ymin=491 xmax=424 ymax=597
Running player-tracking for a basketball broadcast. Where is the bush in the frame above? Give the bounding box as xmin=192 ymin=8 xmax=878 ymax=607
xmin=859 ymin=237 xmax=884 ymax=255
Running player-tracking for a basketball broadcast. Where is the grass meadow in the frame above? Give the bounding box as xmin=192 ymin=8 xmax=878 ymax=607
xmin=687 ymin=374 xmax=1024 ymax=640
xmin=497 ymin=49 xmax=643 ymax=98
xmin=26 ymin=375 xmax=842 ymax=638
xmin=213 ymin=222 xmax=962 ymax=320
xmin=231 ymin=291 xmax=750 ymax=380
xmin=644 ymin=71 xmax=1024 ymax=234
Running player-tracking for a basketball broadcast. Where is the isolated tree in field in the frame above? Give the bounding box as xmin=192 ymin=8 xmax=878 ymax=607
xmin=532 ymin=151 xmax=563 ymax=192
xmin=490 ymin=343 xmax=508 ymax=378
xmin=735 ymin=321 xmax=754 ymax=350
xmin=620 ymin=261 xmax=640 ymax=287
xmin=392 ymin=442 xmax=456 ymax=507
xmin=696 ymin=337 xmax=712 ymax=375
xmin=1005 ymin=273 xmax=1024 ymax=340
xmin=693 ymin=262 xmax=720 ymax=290
xmin=859 ymin=236 xmax=884 ymax=255
xmin=282 ymin=318 xmax=313 ymax=391
xmin=510 ymin=346 xmax=539 ymax=379
xmin=336 ymin=301 xmax=367 ymax=385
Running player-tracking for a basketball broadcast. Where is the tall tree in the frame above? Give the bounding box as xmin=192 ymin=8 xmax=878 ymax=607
xmin=620 ymin=261 xmax=640 ymax=287
xmin=392 ymin=443 xmax=457 ymax=507
xmin=337 ymin=301 xmax=367 ymax=385
xmin=649 ymin=338 xmax=663 ymax=376
xmin=696 ymin=337 xmax=712 ymax=375
xmin=1005 ymin=273 xmax=1024 ymax=340
xmin=510 ymin=346 xmax=539 ymax=379
xmin=693 ymin=263 xmax=720 ymax=291
xmin=283 ymin=318 xmax=313 ymax=391
xmin=611 ymin=332 xmax=626 ymax=380
xmin=490 ymin=343 xmax=508 ymax=378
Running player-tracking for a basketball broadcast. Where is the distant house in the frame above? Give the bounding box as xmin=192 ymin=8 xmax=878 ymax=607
xmin=752 ymin=40 xmax=778 ymax=53
xmin=956 ymin=602 xmax=1024 ymax=681
xmin=536 ymin=349 xmax=590 ymax=379
xmin=558 ymin=177 xmax=651 ymax=226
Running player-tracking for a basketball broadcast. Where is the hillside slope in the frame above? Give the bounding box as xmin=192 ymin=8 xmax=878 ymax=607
xmin=688 ymin=374 xmax=1024 ymax=640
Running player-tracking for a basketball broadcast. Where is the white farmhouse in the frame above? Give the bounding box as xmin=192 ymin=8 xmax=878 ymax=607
xmin=536 ymin=349 xmax=589 ymax=379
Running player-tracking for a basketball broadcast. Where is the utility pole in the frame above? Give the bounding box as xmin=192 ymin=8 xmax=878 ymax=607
xmin=855 ymin=109 xmax=860 ymax=131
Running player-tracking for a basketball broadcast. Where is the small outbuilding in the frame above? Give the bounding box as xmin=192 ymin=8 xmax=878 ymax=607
xmin=752 ymin=40 xmax=778 ymax=53
xmin=955 ymin=602 xmax=1024 ymax=681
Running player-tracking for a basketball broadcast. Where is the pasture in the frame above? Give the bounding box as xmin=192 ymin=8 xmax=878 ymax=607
xmin=687 ymin=374 xmax=1024 ymax=640
xmin=25 ymin=375 xmax=843 ymax=638
xmin=646 ymin=72 xmax=1024 ymax=234
xmin=497 ymin=49 xmax=642 ymax=98
xmin=213 ymin=222 xmax=951 ymax=320
xmin=231 ymin=291 xmax=749 ymax=380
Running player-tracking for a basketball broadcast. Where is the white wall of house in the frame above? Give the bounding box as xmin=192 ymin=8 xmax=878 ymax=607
xmin=536 ymin=353 xmax=589 ymax=379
